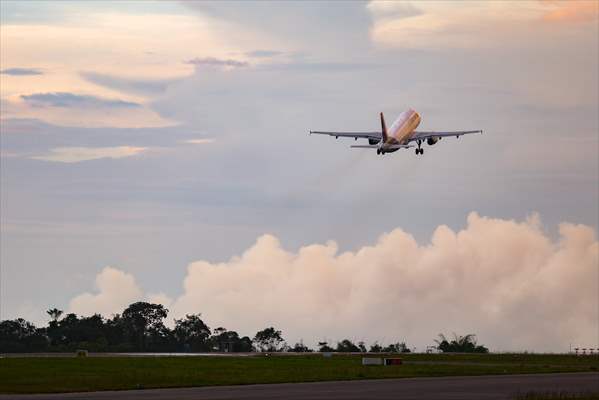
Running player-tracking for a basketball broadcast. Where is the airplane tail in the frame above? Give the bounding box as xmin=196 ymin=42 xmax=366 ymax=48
xmin=380 ymin=112 xmax=388 ymax=142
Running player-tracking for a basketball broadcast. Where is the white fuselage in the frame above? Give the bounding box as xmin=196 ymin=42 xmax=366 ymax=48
xmin=381 ymin=108 xmax=421 ymax=152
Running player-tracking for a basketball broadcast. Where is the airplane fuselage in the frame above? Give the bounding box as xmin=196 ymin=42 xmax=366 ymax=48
xmin=381 ymin=108 xmax=421 ymax=153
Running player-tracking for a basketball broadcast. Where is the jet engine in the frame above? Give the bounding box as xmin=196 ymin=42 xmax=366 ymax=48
xmin=369 ymin=138 xmax=381 ymax=145
xmin=427 ymin=137 xmax=439 ymax=146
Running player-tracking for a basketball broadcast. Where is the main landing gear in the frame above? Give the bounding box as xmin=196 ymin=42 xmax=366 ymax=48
xmin=377 ymin=148 xmax=384 ymax=155
xmin=415 ymin=140 xmax=424 ymax=155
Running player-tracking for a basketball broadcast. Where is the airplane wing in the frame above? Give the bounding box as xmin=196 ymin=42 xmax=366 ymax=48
xmin=350 ymin=144 xmax=413 ymax=149
xmin=409 ymin=130 xmax=482 ymax=142
xmin=309 ymin=130 xmax=381 ymax=140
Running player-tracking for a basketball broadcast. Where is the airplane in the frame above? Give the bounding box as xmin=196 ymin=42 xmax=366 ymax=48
xmin=310 ymin=109 xmax=482 ymax=155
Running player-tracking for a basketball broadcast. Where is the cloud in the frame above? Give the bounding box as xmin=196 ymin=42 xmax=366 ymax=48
xmin=32 ymin=146 xmax=147 ymax=163
xmin=21 ymin=92 xmax=140 ymax=109
xmin=366 ymin=1 xmax=423 ymax=20
xmin=185 ymin=57 xmax=249 ymax=68
xmin=69 ymin=213 xmax=598 ymax=352
xmin=366 ymin=1 xmax=598 ymax=49
xmin=0 ymin=118 xmax=212 ymax=153
xmin=182 ymin=138 xmax=216 ymax=145
xmin=542 ymin=0 xmax=598 ymax=23
xmin=2 ymin=1 xmax=597 ymax=348
xmin=81 ymin=71 xmax=178 ymax=96
xmin=183 ymin=2 xmax=371 ymax=57
xmin=245 ymin=50 xmax=283 ymax=58
xmin=1 ymin=67 xmax=43 ymax=76
xmin=2 ymin=99 xmax=173 ymax=128
xmin=69 ymin=267 xmax=143 ymax=317
xmin=146 ymin=293 xmax=174 ymax=309
xmin=0 ymin=11 xmax=248 ymax=81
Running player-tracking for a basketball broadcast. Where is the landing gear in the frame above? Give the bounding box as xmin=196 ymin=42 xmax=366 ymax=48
xmin=416 ymin=140 xmax=424 ymax=155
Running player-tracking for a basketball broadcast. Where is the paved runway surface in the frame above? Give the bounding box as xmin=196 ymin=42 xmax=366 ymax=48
xmin=2 ymin=373 xmax=597 ymax=400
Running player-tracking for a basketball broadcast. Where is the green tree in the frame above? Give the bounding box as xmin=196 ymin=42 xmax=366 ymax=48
xmin=318 ymin=341 xmax=334 ymax=352
xmin=103 ymin=314 xmax=129 ymax=350
xmin=398 ymin=342 xmax=411 ymax=353
xmin=383 ymin=341 xmax=411 ymax=353
xmin=46 ymin=308 xmax=64 ymax=347
xmin=236 ymin=335 xmax=254 ymax=352
xmin=45 ymin=313 xmax=107 ymax=350
xmin=122 ymin=302 xmax=168 ymax=351
xmin=0 ymin=319 xmax=47 ymax=352
xmin=173 ymin=314 xmax=211 ymax=352
xmin=253 ymin=327 xmax=285 ymax=352
xmin=211 ymin=327 xmax=253 ymax=352
xmin=290 ymin=340 xmax=313 ymax=352
xmin=336 ymin=339 xmax=360 ymax=352
xmin=358 ymin=341 xmax=367 ymax=353
xmin=435 ymin=333 xmax=489 ymax=353
xmin=57 ymin=313 xmax=81 ymax=346
xmin=369 ymin=342 xmax=383 ymax=352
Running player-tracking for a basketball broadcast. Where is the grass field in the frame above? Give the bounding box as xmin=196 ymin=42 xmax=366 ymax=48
xmin=1 ymin=353 xmax=597 ymax=394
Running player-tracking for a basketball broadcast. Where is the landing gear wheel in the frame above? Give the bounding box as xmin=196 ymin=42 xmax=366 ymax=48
xmin=415 ymin=148 xmax=419 ymax=155
xmin=377 ymin=149 xmax=380 ymax=155
xmin=420 ymin=148 xmax=424 ymax=155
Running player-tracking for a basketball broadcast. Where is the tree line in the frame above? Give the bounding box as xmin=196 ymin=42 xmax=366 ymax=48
xmin=0 ymin=302 xmax=487 ymax=353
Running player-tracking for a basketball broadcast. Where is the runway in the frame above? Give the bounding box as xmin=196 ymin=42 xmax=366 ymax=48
xmin=2 ymin=373 xmax=597 ymax=400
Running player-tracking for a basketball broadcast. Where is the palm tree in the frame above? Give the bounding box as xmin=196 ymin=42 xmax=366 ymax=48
xmin=435 ymin=332 xmax=485 ymax=353
xmin=455 ymin=333 xmax=477 ymax=350
xmin=434 ymin=333 xmax=450 ymax=351
xmin=46 ymin=308 xmax=63 ymax=322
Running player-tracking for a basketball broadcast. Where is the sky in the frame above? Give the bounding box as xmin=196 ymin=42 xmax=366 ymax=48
xmin=0 ymin=0 xmax=598 ymax=352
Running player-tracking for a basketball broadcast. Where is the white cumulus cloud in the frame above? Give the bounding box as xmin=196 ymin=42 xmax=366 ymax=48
xmin=69 ymin=213 xmax=598 ymax=352
xmin=69 ymin=267 xmax=143 ymax=317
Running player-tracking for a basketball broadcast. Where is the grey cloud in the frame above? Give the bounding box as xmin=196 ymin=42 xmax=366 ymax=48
xmin=368 ymin=2 xmax=423 ymax=20
xmin=20 ymin=92 xmax=140 ymax=108
xmin=1 ymin=67 xmax=43 ymax=76
xmin=185 ymin=57 xmax=249 ymax=68
xmin=259 ymin=61 xmax=383 ymax=72
xmin=183 ymin=1 xmax=372 ymax=56
xmin=0 ymin=118 xmax=210 ymax=152
xmin=81 ymin=71 xmax=178 ymax=96
xmin=245 ymin=50 xmax=284 ymax=58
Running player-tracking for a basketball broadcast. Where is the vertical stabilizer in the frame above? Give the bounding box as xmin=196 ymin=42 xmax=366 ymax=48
xmin=380 ymin=112 xmax=388 ymax=142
